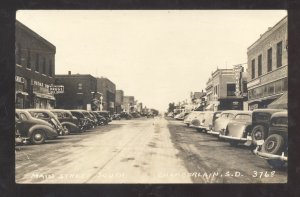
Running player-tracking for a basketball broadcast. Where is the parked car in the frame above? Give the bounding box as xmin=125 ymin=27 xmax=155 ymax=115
xmin=253 ymin=111 xmax=288 ymax=169
xmin=87 ymin=111 xmax=100 ymax=126
xmin=199 ymin=111 xmax=222 ymax=133
xmin=90 ymin=111 xmax=107 ymax=125
xmin=51 ymin=109 xmax=85 ymax=133
xmin=97 ymin=111 xmax=112 ymax=122
xmin=189 ymin=112 xmax=205 ymax=131
xmin=26 ymin=109 xmax=67 ymax=136
xmin=70 ymin=110 xmax=92 ymax=130
xmin=183 ymin=111 xmax=202 ymax=127
xmin=210 ymin=110 xmax=242 ymax=136
xmin=250 ymin=109 xmax=285 ymax=145
xmin=15 ymin=109 xmax=58 ymax=144
xmin=120 ymin=112 xmax=132 ymax=120
xmin=219 ymin=111 xmax=253 ymax=146
xmin=15 ymin=120 xmax=23 ymax=146
xmin=112 ymin=114 xmax=121 ymax=120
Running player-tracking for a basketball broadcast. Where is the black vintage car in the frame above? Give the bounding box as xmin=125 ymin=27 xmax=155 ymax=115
xmin=254 ymin=111 xmax=288 ymax=168
xmin=69 ymin=110 xmax=92 ymax=130
xmin=120 ymin=112 xmax=132 ymax=120
xmin=51 ymin=109 xmax=85 ymax=133
xmin=250 ymin=109 xmax=285 ymax=144
xmin=26 ymin=109 xmax=68 ymax=136
xmin=97 ymin=111 xmax=112 ymax=123
xmin=90 ymin=111 xmax=107 ymax=125
xmin=15 ymin=110 xmax=58 ymax=145
xmin=80 ymin=110 xmax=97 ymax=128
xmin=112 ymin=114 xmax=121 ymax=120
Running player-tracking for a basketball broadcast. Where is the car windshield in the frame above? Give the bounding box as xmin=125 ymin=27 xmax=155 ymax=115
xmin=234 ymin=114 xmax=251 ymax=122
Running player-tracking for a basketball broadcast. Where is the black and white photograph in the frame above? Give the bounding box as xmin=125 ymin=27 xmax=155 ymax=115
xmin=14 ymin=10 xmax=288 ymax=184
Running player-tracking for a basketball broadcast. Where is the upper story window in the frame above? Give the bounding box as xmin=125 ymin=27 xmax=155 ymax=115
xmin=267 ymin=48 xmax=272 ymax=72
xmin=27 ymin=49 xmax=31 ymax=69
xmin=251 ymin=59 xmax=255 ymax=79
xmin=78 ymin=83 xmax=83 ymax=90
xmin=42 ymin=59 xmax=46 ymax=74
xmin=277 ymin=41 xmax=282 ymax=68
xmin=227 ymin=84 xmax=236 ymax=96
xmin=35 ymin=53 xmax=39 ymax=72
xmin=16 ymin=43 xmax=22 ymax=65
xmin=258 ymin=54 xmax=262 ymax=77
xmin=49 ymin=59 xmax=53 ymax=76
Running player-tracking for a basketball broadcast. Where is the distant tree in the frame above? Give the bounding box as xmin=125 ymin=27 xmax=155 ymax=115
xmin=168 ymin=102 xmax=175 ymax=113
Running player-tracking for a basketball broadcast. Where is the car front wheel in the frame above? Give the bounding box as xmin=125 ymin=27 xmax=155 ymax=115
xmin=262 ymin=134 xmax=284 ymax=155
xmin=31 ymin=130 xmax=45 ymax=145
xmin=251 ymin=125 xmax=267 ymax=145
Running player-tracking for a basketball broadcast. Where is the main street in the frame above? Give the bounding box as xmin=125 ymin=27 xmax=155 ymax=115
xmin=15 ymin=118 xmax=287 ymax=183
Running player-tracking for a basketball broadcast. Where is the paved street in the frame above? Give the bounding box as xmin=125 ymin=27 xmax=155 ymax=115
xmin=16 ymin=118 xmax=287 ymax=183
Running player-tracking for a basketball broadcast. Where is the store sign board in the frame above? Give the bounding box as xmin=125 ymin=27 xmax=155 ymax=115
xmin=49 ymin=86 xmax=64 ymax=94
xmin=15 ymin=76 xmax=25 ymax=83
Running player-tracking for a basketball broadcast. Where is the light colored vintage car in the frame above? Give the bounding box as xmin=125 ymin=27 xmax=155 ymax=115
xmin=253 ymin=111 xmax=288 ymax=169
xmin=210 ymin=110 xmax=242 ymax=136
xmin=190 ymin=111 xmax=222 ymax=132
xmin=219 ymin=111 xmax=253 ymax=146
xmin=189 ymin=112 xmax=205 ymax=130
xmin=183 ymin=111 xmax=202 ymax=127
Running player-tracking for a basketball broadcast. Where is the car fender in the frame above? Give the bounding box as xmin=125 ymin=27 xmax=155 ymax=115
xmin=28 ymin=124 xmax=57 ymax=138
xmin=61 ymin=122 xmax=80 ymax=131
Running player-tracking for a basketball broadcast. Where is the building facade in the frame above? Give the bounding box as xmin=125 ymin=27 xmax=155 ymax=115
xmin=247 ymin=16 xmax=288 ymax=110
xmin=205 ymin=68 xmax=247 ymax=111
xmin=115 ymin=90 xmax=124 ymax=113
xmin=123 ymin=96 xmax=135 ymax=113
xmin=15 ymin=20 xmax=56 ymax=109
xmin=55 ymin=72 xmax=100 ymax=110
xmin=96 ymin=77 xmax=116 ymax=114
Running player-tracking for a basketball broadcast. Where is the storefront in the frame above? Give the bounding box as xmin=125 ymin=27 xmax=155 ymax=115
xmin=15 ymin=76 xmax=28 ymax=109
xmin=31 ymin=80 xmax=56 ymax=109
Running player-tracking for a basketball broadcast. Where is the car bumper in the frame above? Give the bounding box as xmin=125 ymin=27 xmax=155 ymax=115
xmin=219 ymin=134 xmax=249 ymax=142
xmin=207 ymin=130 xmax=220 ymax=135
xmin=253 ymin=147 xmax=288 ymax=161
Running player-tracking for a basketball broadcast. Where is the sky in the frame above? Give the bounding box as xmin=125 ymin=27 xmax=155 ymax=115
xmin=16 ymin=10 xmax=287 ymax=111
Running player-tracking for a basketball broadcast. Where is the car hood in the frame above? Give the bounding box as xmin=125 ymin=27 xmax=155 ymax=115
xmin=227 ymin=121 xmax=251 ymax=138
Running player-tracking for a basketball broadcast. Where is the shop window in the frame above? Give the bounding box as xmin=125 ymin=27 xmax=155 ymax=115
xmin=263 ymin=85 xmax=268 ymax=97
xmin=277 ymin=41 xmax=282 ymax=68
xmin=275 ymin=79 xmax=283 ymax=94
xmin=256 ymin=86 xmax=263 ymax=98
xmin=267 ymin=48 xmax=272 ymax=72
xmin=268 ymin=82 xmax=275 ymax=95
xmin=35 ymin=53 xmax=39 ymax=72
xmin=258 ymin=54 xmax=262 ymax=76
xmin=251 ymin=59 xmax=255 ymax=79
xmin=227 ymin=84 xmax=236 ymax=96
xmin=78 ymin=83 xmax=83 ymax=90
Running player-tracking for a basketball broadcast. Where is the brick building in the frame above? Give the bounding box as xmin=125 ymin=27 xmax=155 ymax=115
xmin=96 ymin=77 xmax=116 ymax=114
xmin=115 ymin=90 xmax=124 ymax=113
xmin=55 ymin=72 xmax=100 ymax=110
xmin=123 ymin=96 xmax=135 ymax=113
xmin=15 ymin=20 xmax=56 ymax=109
xmin=205 ymin=68 xmax=247 ymax=111
xmin=247 ymin=16 xmax=288 ymax=110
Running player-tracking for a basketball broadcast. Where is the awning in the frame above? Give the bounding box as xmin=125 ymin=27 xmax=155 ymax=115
xmin=268 ymin=92 xmax=287 ymax=109
xmin=205 ymin=104 xmax=214 ymax=111
xmin=34 ymin=92 xmax=56 ymax=100
xmin=16 ymin=91 xmax=29 ymax=96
